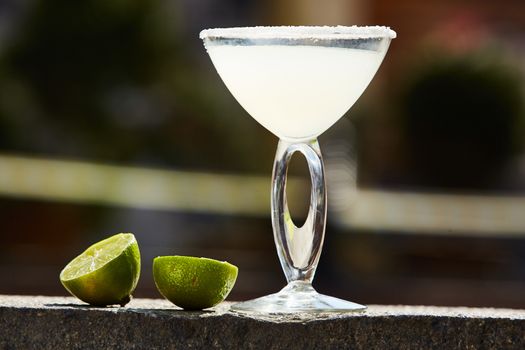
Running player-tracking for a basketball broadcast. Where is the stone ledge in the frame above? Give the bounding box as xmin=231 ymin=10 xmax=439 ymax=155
xmin=1 ymin=295 xmax=524 ymax=349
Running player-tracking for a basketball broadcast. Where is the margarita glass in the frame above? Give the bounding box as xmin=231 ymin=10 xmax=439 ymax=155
xmin=200 ymin=26 xmax=396 ymax=313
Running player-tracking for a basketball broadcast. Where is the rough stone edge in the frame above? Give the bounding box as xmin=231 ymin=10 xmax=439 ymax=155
xmin=1 ymin=295 xmax=523 ymax=321
xmin=1 ymin=295 xmax=524 ymax=349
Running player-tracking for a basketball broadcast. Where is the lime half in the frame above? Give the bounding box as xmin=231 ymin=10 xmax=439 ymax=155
xmin=153 ymin=256 xmax=238 ymax=310
xmin=60 ymin=233 xmax=141 ymax=306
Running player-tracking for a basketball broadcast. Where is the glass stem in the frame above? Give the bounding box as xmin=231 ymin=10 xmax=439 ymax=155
xmin=271 ymin=138 xmax=327 ymax=284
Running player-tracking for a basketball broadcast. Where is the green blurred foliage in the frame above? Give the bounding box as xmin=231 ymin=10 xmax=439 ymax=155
xmin=398 ymin=49 xmax=524 ymax=190
xmin=0 ymin=0 xmax=273 ymax=172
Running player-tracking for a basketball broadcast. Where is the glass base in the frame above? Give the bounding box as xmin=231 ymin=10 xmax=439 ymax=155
xmin=230 ymin=281 xmax=366 ymax=314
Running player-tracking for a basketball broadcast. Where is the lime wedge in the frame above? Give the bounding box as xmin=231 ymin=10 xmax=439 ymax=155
xmin=60 ymin=233 xmax=141 ymax=307
xmin=153 ymin=256 xmax=238 ymax=310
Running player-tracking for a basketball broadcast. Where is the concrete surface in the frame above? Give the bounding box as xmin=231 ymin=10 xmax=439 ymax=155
xmin=1 ymin=295 xmax=524 ymax=349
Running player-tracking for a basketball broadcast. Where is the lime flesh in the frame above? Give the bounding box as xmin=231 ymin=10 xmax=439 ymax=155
xmin=60 ymin=233 xmax=141 ymax=306
xmin=153 ymin=256 xmax=238 ymax=310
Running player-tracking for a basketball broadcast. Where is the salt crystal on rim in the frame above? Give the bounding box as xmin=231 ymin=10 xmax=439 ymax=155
xmin=200 ymin=26 xmax=396 ymax=40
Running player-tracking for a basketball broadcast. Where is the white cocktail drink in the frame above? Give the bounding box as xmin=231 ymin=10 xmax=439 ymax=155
xmin=206 ymin=45 xmax=386 ymax=141
xmin=201 ymin=26 xmax=395 ymax=314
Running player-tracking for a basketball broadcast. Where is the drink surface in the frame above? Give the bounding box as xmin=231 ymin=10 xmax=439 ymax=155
xmin=206 ymin=44 xmax=386 ymax=141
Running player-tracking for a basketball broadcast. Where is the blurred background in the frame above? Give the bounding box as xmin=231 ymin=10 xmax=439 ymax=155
xmin=1 ymin=0 xmax=525 ymax=308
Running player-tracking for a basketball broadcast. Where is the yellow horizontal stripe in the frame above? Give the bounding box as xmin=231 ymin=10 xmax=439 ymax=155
xmin=0 ymin=153 xmax=306 ymax=216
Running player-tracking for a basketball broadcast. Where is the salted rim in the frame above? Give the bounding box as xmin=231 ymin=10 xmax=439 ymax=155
xmin=200 ymin=26 xmax=396 ymax=40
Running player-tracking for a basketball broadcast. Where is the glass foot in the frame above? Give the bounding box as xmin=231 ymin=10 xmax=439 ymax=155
xmin=230 ymin=281 xmax=366 ymax=314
